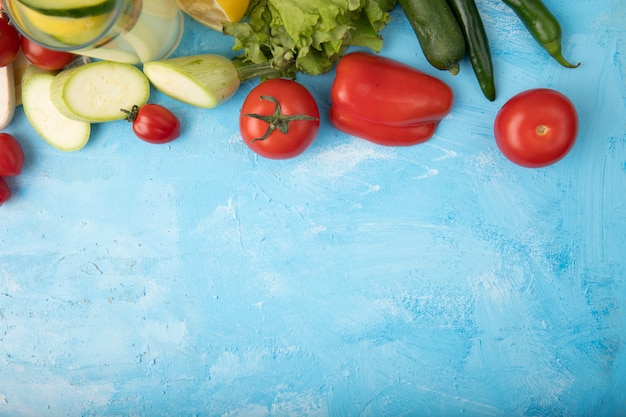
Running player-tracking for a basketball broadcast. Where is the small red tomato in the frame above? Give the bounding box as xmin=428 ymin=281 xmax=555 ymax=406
xmin=20 ymin=36 xmax=75 ymax=70
xmin=240 ymin=79 xmax=320 ymax=159
xmin=0 ymin=177 xmax=11 ymax=205
xmin=0 ymin=12 xmax=21 ymax=67
xmin=0 ymin=133 xmax=24 ymax=176
xmin=494 ymin=88 xmax=578 ymax=168
xmin=124 ymin=104 xmax=181 ymax=144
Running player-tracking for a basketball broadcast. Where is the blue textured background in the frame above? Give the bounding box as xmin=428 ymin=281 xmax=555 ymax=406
xmin=1 ymin=1 xmax=625 ymax=416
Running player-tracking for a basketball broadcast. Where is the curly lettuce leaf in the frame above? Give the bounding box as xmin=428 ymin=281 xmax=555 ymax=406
xmin=224 ymin=0 xmax=396 ymax=77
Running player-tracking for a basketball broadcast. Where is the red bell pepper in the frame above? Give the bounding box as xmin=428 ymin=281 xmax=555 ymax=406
xmin=329 ymin=52 xmax=454 ymax=146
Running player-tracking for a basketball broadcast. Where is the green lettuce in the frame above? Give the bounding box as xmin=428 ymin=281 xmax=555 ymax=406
xmin=223 ymin=0 xmax=397 ymax=78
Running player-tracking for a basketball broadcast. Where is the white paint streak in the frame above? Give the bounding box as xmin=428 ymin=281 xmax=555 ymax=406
xmin=469 ymin=270 xmax=577 ymax=402
xmin=222 ymin=404 xmax=269 ymax=417
xmin=429 ymin=144 xmax=459 ymax=161
xmin=414 ymin=168 xmax=438 ymax=180
xmin=210 ymin=351 xmax=262 ymax=384
xmin=292 ymin=140 xmax=391 ymax=179
xmin=194 ymin=197 xmax=244 ymax=250
xmin=310 ymin=224 xmax=327 ymax=235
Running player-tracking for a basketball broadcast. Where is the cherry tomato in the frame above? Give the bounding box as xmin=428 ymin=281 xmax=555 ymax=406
xmin=240 ymin=79 xmax=320 ymax=159
xmin=20 ymin=36 xmax=75 ymax=71
xmin=494 ymin=88 xmax=578 ymax=168
xmin=124 ymin=104 xmax=181 ymax=144
xmin=0 ymin=177 xmax=11 ymax=205
xmin=0 ymin=133 xmax=24 ymax=176
xmin=0 ymin=12 xmax=21 ymax=67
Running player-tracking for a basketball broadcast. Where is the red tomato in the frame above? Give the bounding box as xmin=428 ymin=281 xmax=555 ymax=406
xmin=0 ymin=177 xmax=11 ymax=205
xmin=494 ymin=88 xmax=578 ymax=168
xmin=240 ymin=79 xmax=320 ymax=159
xmin=0 ymin=133 xmax=24 ymax=176
xmin=0 ymin=12 xmax=21 ymax=67
xmin=20 ymin=36 xmax=75 ymax=70
xmin=124 ymin=104 xmax=181 ymax=144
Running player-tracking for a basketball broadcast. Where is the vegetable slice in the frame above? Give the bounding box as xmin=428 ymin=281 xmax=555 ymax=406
xmin=0 ymin=64 xmax=16 ymax=130
xmin=50 ymin=60 xmax=150 ymax=122
xmin=143 ymin=54 xmax=280 ymax=108
xmin=143 ymin=54 xmax=241 ymax=108
xmin=11 ymin=50 xmax=31 ymax=106
xmin=22 ymin=65 xmax=91 ymax=151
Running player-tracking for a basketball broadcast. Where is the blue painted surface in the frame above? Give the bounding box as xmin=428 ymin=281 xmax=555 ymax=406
xmin=1 ymin=0 xmax=625 ymax=415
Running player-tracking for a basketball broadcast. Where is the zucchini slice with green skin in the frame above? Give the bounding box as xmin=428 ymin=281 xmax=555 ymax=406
xmin=16 ymin=0 xmax=116 ymax=18
xmin=22 ymin=65 xmax=91 ymax=152
xmin=50 ymin=60 xmax=151 ymax=123
xmin=398 ymin=0 xmax=466 ymax=74
xmin=143 ymin=55 xmax=242 ymax=108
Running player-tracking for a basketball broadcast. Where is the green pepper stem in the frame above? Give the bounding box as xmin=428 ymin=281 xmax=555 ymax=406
xmin=545 ymin=40 xmax=580 ymax=68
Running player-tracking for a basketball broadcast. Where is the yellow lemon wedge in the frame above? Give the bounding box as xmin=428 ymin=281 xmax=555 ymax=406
xmin=20 ymin=5 xmax=110 ymax=46
xmin=176 ymin=0 xmax=249 ymax=31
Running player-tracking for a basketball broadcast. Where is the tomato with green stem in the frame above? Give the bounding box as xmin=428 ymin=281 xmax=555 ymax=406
xmin=123 ymin=104 xmax=181 ymax=144
xmin=0 ymin=11 xmax=21 ymax=67
xmin=20 ymin=37 xmax=75 ymax=71
xmin=240 ymin=79 xmax=320 ymax=159
xmin=494 ymin=88 xmax=578 ymax=168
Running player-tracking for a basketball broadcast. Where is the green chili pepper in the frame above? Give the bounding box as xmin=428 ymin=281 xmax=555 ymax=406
xmin=502 ymin=0 xmax=579 ymax=68
xmin=447 ymin=0 xmax=496 ymax=101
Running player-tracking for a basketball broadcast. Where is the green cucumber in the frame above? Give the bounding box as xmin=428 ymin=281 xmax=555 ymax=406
xmin=50 ymin=60 xmax=150 ymax=123
xmin=22 ymin=66 xmax=91 ymax=152
xmin=17 ymin=0 xmax=116 ymax=18
xmin=399 ymin=0 xmax=466 ymax=74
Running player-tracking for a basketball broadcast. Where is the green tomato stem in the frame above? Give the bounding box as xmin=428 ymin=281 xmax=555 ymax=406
xmin=243 ymin=95 xmax=319 ymax=143
xmin=120 ymin=105 xmax=140 ymax=123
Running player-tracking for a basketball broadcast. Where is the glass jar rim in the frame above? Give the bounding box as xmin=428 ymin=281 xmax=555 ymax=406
xmin=0 ymin=0 xmax=138 ymax=52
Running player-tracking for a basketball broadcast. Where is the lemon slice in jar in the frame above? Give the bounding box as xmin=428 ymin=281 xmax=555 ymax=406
xmin=19 ymin=5 xmax=111 ymax=46
xmin=176 ymin=0 xmax=249 ymax=31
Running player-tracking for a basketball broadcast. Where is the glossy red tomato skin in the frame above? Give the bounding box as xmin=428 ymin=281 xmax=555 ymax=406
xmin=0 ymin=133 xmax=25 ymax=176
xmin=0 ymin=177 xmax=11 ymax=205
xmin=20 ymin=37 xmax=75 ymax=70
xmin=494 ymin=88 xmax=578 ymax=168
xmin=132 ymin=104 xmax=181 ymax=144
xmin=0 ymin=13 xmax=21 ymax=67
xmin=240 ymin=79 xmax=320 ymax=160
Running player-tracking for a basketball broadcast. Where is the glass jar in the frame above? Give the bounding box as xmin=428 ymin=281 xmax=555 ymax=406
xmin=1 ymin=0 xmax=184 ymax=64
